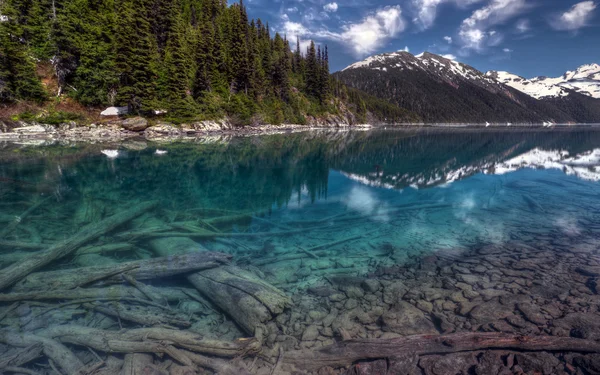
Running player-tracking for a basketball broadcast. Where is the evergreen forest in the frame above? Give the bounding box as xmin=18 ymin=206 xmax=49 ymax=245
xmin=0 ymin=0 xmax=418 ymax=125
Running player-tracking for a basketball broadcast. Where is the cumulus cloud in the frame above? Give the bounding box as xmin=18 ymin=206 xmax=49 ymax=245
xmin=442 ymin=53 xmax=457 ymax=60
xmin=412 ymin=0 xmax=483 ymax=30
xmin=458 ymin=0 xmax=529 ymax=50
xmin=444 ymin=36 xmax=453 ymax=43
xmin=323 ymin=2 xmax=338 ymax=13
xmin=290 ymin=5 xmax=405 ymax=57
xmin=550 ymin=1 xmax=597 ymax=31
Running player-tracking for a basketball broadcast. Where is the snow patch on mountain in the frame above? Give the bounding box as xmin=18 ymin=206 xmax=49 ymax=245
xmin=486 ymin=71 xmax=570 ymax=99
xmin=489 ymin=63 xmax=600 ymax=100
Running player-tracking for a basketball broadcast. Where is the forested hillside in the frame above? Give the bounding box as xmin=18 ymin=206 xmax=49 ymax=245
xmin=0 ymin=0 xmax=418 ymax=125
xmin=334 ymin=52 xmax=583 ymax=124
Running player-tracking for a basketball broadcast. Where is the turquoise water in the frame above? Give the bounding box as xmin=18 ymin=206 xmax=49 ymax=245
xmin=2 ymin=128 xmax=600 ymax=373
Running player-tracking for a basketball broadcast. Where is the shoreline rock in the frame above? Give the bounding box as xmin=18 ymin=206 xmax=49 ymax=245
xmin=0 ymin=118 xmax=373 ymax=143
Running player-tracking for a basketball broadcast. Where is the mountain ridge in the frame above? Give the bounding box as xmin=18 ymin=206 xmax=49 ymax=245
xmin=333 ymin=51 xmax=588 ymax=124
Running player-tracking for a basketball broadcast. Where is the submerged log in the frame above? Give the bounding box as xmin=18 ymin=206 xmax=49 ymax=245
xmin=148 ymin=235 xmax=291 ymax=335
xmin=121 ymin=353 xmax=154 ymax=375
xmin=0 ymin=285 xmax=192 ymax=303
xmin=187 ymin=266 xmax=292 ymax=334
xmin=0 ymin=201 xmax=159 ymax=291
xmin=39 ymin=325 xmax=261 ymax=358
xmin=0 ymin=331 xmax=84 ymax=375
xmin=13 ymin=251 xmax=231 ymax=292
xmin=0 ymin=343 xmax=43 ymax=369
xmin=283 ymin=332 xmax=600 ymax=370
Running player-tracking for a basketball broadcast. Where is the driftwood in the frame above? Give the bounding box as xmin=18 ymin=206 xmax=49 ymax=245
xmin=0 ymin=196 xmax=53 ymax=239
xmin=0 ymin=240 xmax=46 ymax=250
xmin=149 ymin=235 xmax=291 ymax=335
xmin=39 ymin=325 xmax=261 ymax=358
xmin=120 ymin=227 xmax=312 ymax=240
xmin=0 ymin=331 xmax=84 ymax=375
xmin=0 ymin=285 xmax=193 ymax=303
xmin=0 ymin=343 xmax=43 ymax=369
xmin=187 ymin=266 xmax=292 ymax=335
xmin=13 ymin=251 xmax=231 ymax=292
xmin=283 ymin=332 xmax=600 ymax=370
xmin=121 ymin=353 xmax=154 ymax=375
xmin=84 ymin=302 xmax=190 ymax=328
xmin=0 ymin=201 xmax=158 ymax=291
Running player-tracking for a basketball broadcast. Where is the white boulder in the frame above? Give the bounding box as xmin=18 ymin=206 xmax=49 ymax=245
xmin=101 ymin=107 xmax=129 ymax=116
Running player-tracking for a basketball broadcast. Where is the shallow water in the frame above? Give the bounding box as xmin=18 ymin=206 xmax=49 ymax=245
xmin=2 ymin=127 xmax=600 ymax=374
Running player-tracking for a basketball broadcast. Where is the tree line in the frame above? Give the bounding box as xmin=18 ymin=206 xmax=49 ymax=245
xmin=0 ymin=0 xmax=418 ymax=124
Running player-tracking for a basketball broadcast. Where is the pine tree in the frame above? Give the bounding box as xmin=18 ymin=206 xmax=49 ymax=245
xmin=114 ymin=0 xmax=159 ymax=113
xmin=320 ymin=45 xmax=330 ymax=101
xmin=52 ymin=0 xmax=118 ymax=105
xmin=162 ymin=0 xmax=197 ymax=118
xmin=0 ymin=2 xmax=46 ymax=102
xmin=305 ymin=40 xmax=319 ymax=98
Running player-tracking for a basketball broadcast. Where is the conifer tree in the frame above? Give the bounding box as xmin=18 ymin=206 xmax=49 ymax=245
xmin=0 ymin=2 xmax=46 ymax=102
xmin=162 ymin=0 xmax=197 ymax=118
xmin=114 ymin=0 xmax=159 ymax=113
xmin=305 ymin=41 xmax=319 ymax=98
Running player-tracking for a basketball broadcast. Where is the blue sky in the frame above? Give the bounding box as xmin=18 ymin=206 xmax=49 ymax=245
xmin=240 ymin=0 xmax=599 ymax=78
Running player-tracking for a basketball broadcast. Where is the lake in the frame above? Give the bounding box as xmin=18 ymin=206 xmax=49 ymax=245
xmin=1 ymin=127 xmax=600 ymax=374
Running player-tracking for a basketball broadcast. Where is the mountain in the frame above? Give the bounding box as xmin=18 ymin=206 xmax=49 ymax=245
xmin=486 ymin=65 xmax=600 ymax=123
xmin=333 ymin=51 xmax=576 ymax=124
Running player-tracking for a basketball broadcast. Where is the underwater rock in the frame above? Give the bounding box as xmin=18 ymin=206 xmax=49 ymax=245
xmin=517 ymin=303 xmax=548 ymax=326
xmin=361 ymin=279 xmax=381 ymax=293
xmin=382 ymin=301 xmax=437 ymax=335
xmin=383 ymin=281 xmax=408 ymax=304
xmin=473 ymin=351 xmax=511 ymax=375
xmin=308 ymin=286 xmax=336 ymax=297
xmin=572 ymin=354 xmax=600 ymax=374
xmin=302 ymin=325 xmax=320 ymax=341
xmin=553 ymin=312 xmax=600 ymax=340
xmin=514 ymin=352 xmax=561 ymax=375
xmin=468 ymin=300 xmax=515 ymax=326
xmin=419 ymin=352 xmax=478 ymax=375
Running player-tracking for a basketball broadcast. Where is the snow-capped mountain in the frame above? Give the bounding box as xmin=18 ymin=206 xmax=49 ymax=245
xmin=485 ymin=71 xmax=570 ymax=99
xmin=334 ymin=51 xmax=575 ymax=124
xmin=487 ymin=64 xmax=600 ymax=100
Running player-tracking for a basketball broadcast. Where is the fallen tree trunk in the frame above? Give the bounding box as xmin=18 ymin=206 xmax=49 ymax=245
xmin=283 ymin=332 xmax=600 ymax=370
xmin=39 ymin=325 xmax=261 ymax=358
xmin=84 ymin=302 xmax=191 ymax=328
xmin=121 ymin=353 xmax=154 ymax=375
xmin=0 ymin=285 xmax=193 ymax=303
xmin=120 ymin=227 xmax=312 ymax=240
xmin=0 ymin=343 xmax=43 ymax=369
xmin=148 ymin=236 xmax=291 ymax=336
xmin=0 ymin=331 xmax=84 ymax=375
xmin=188 ymin=266 xmax=291 ymax=334
xmin=0 ymin=201 xmax=158 ymax=291
xmin=0 ymin=240 xmax=46 ymax=250
xmin=13 ymin=251 xmax=231 ymax=292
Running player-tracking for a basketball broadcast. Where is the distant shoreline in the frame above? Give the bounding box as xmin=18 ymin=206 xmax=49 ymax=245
xmin=2 ymin=121 xmax=600 ymax=144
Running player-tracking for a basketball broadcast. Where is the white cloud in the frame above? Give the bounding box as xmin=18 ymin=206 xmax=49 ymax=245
xmin=442 ymin=53 xmax=457 ymax=60
xmin=401 ymin=46 xmax=410 ymax=52
xmin=458 ymin=0 xmax=529 ymax=50
xmin=444 ymin=36 xmax=453 ymax=43
xmin=323 ymin=2 xmax=338 ymax=13
xmin=515 ymin=18 xmax=530 ymax=33
xmin=412 ymin=0 xmax=484 ymax=30
xmin=313 ymin=6 xmax=406 ymax=57
xmin=550 ymin=1 xmax=597 ymax=31
xmin=503 ymin=48 xmax=513 ymax=52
